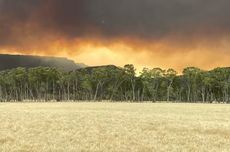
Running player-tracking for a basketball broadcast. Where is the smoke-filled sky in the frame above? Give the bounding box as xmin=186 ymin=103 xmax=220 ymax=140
xmin=0 ymin=0 xmax=230 ymax=72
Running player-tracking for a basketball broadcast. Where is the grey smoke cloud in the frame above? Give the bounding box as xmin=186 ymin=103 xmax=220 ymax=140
xmin=0 ymin=0 xmax=230 ymax=48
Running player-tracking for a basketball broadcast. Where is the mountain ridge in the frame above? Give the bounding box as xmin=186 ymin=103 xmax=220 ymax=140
xmin=0 ymin=54 xmax=87 ymax=71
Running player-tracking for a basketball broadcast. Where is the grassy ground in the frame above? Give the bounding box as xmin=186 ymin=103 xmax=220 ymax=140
xmin=0 ymin=102 xmax=230 ymax=152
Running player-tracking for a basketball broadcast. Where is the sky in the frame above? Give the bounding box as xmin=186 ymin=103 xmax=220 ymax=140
xmin=0 ymin=0 xmax=230 ymax=72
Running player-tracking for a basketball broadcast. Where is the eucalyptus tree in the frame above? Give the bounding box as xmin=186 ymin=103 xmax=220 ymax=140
xmin=140 ymin=67 xmax=165 ymax=101
xmin=150 ymin=68 xmax=164 ymax=101
xmin=164 ymin=68 xmax=177 ymax=101
xmin=0 ymin=71 xmax=8 ymax=101
xmin=91 ymin=67 xmax=112 ymax=101
xmin=183 ymin=67 xmax=202 ymax=102
xmin=12 ymin=68 xmax=28 ymax=101
xmin=172 ymin=76 xmax=185 ymax=102
xmin=210 ymin=68 xmax=230 ymax=102
xmin=123 ymin=64 xmax=136 ymax=101
xmin=78 ymin=70 xmax=93 ymax=100
xmin=99 ymin=66 xmax=124 ymax=101
xmin=140 ymin=68 xmax=153 ymax=101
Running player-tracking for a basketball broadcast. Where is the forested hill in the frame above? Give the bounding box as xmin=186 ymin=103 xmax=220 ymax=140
xmin=0 ymin=54 xmax=86 ymax=71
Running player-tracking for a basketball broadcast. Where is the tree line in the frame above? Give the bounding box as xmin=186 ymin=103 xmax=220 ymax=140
xmin=0 ymin=65 xmax=229 ymax=103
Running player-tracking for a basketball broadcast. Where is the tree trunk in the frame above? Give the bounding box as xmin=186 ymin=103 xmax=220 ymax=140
xmin=94 ymin=83 xmax=100 ymax=101
xmin=187 ymin=87 xmax=191 ymax=102
xmin=67 ymin=82 xmax=70 ymax=101
xmin=132 ymin=84 xmax=135 ymax=101
xmin=52 ymin=80 xmax=55 ymax=100
xmin=201 ymin=87 xmax=205 ymax=103
xmin=167 ymin=87 xmax=170 ymax=102
xmin=167 ymin=80 xmax=173 ymax=102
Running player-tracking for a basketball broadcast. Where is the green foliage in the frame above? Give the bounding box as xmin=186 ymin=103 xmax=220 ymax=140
xmin=0 ymin=65 xmax=229 ymax=103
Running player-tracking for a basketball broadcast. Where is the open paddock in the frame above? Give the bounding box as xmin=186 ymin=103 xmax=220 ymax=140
xmin=0 ymin=102 xmax=230 ymax=151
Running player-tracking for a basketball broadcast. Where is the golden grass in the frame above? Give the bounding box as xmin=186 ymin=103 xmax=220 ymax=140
xmin=0 ymin=102 xmax=230 ymax=152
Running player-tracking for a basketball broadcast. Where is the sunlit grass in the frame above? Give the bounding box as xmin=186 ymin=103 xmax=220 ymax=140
xmin=0 ymin=102 xmax=230 ymax=151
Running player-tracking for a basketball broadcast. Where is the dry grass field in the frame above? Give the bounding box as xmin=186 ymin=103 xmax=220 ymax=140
xmin=0 ymin=102 xmax=230 ymax=152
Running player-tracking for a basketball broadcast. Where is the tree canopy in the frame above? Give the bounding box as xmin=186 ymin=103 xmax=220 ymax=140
xmin=0 ymin=65 xmax=230 ymax=103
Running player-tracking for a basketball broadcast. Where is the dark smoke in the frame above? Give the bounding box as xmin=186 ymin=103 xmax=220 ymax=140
xmin=0 ymin=0 xmax=230 ymax=48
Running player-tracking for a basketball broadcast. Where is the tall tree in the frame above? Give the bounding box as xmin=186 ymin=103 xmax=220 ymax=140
xmin=124 ymin=64 xmax=136 ymax=101
xmin=164 ymin=69 xmax=177 ymax=101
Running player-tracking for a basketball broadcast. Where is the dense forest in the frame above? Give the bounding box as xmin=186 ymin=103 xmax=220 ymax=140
xmin=0 ymin=65 xmax=229 ymax=103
